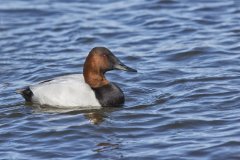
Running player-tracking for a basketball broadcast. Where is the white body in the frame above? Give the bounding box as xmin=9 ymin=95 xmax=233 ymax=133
xmin=30 ymin=74 xmax=101 ymax=108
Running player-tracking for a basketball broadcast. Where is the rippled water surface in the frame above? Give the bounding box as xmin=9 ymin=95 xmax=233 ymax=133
xmin=1 ymin=0 xmax=240 ymax=159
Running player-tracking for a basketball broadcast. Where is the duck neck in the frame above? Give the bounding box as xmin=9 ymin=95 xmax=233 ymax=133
xmin=83 ymin=66 xmax=109 ymax=89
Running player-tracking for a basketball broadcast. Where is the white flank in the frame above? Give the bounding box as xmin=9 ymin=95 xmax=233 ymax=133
xmin=30 ymin=74 xmax=101 ymax=108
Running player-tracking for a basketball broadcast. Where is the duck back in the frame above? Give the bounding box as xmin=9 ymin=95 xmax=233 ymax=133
xmin=28 ymin=74 xmax=101 ymax=107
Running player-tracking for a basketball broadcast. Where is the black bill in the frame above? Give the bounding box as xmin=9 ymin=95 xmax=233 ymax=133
xmin=114 ymin=61 xmax=137 ymax=72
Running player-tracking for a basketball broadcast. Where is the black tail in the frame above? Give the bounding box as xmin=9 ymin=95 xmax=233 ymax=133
xmin=16 ymin=87 xmax=33 ymax=102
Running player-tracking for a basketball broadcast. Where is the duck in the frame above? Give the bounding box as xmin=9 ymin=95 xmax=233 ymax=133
xmin=17 ymin=47 xmax=137 ymax=108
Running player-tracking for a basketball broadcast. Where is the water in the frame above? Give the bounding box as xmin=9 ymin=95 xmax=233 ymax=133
xmin=1 ymin=0 xmax=240 ymax=159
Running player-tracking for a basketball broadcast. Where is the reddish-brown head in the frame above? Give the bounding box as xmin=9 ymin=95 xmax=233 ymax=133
xmin=83 ymin=47 xmax=137 ymax=88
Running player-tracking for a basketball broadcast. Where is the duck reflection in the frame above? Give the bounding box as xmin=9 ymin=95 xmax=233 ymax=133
xmin=28 ymin=104 xmax=119 ymax=125
xmin=84 ymin=112 xmax=105 ymax=125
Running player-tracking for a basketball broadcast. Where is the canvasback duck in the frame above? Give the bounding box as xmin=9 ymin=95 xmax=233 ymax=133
xmin=17 ymin=47 xmax=137 ymax=108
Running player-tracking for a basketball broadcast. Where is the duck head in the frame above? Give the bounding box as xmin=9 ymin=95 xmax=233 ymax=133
xmin=83 ymin=47 xmax=137 ymax=88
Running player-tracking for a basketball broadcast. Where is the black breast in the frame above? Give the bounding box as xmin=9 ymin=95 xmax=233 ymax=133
xmin=92 ymin=83 xmax=124 ymax=107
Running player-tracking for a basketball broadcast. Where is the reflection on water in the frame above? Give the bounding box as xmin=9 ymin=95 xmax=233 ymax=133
xmin=30 ymin=104 xmax=119 ymax=125
xmin=94 ymin=142 xmax=120 ymax=152
xmin=84 ymin=112 xmax=105 ymax=125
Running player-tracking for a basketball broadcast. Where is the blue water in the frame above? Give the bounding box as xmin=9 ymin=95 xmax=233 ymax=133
xmin=1 ymin=0 xmax=240 ymax=159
